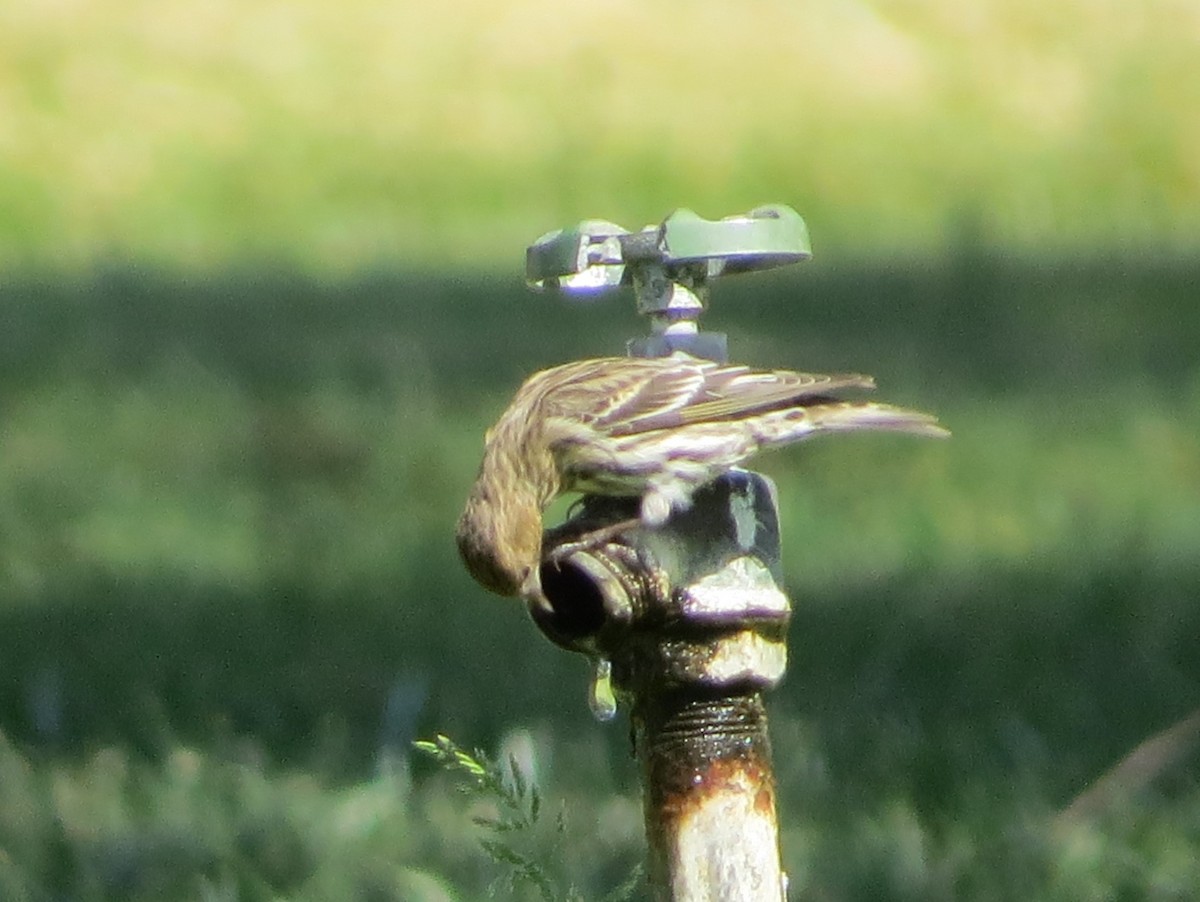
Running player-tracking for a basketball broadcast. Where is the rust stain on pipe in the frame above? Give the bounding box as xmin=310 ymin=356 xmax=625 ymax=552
xmin=638 ymin=693 xmax=785 ymax=901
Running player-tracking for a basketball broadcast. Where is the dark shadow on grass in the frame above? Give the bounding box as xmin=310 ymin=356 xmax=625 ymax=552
xmin=1 ymin=556 xmax=1197 ymax=816
xmin=1 ymin=247 xmax=1197 ymax=400
xmin=782 ymin=558 xmax=1200 ymax=814
xmin=0 ymin=567 xmax=600 ymax=775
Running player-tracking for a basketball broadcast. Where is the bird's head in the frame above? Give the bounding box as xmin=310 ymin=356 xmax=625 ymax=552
xmin=455 ymin=485 xmax=547 ymax=610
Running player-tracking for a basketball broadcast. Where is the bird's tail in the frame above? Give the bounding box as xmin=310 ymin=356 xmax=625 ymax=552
xmin=754 ymin=401 xmax=950 ymax=445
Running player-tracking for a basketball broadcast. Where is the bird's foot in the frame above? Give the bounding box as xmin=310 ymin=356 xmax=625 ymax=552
xmin=542 ymin=516 xmax=643 ymax=569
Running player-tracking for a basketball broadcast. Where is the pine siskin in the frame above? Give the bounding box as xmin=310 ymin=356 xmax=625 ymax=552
xmin=456 ymin=354 xmax=947 ymax=606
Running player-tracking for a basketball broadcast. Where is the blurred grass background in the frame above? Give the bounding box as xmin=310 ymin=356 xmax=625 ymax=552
xmin=1 ymin=1 xmax=1199 ymax=899
xmin=3 ymin=0 xmax=1199 ymax=268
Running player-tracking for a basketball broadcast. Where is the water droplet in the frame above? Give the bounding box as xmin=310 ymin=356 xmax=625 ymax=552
xmin=588 ymin=658 xmax=617 ymax=722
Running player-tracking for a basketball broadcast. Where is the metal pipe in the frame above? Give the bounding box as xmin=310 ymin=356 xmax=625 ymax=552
xmin=637 ymin=691 xmax=784 ymax=901
xmin=533 ymin=472 xmax=790 ymax=901
xmin=524 ymin=208 xmax=811 ymax=899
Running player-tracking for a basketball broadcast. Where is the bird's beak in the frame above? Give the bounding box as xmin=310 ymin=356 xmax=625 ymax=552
xmin=521 ymin=566 xmax=553 ymax=617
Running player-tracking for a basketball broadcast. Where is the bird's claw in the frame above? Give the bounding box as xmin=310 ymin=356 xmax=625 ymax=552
xmin=542 ymin=516 xmax=643 ymax=570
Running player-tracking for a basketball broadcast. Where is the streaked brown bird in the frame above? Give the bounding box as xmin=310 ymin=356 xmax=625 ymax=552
xmin=456 ymin=354 xmax=948 ymax=606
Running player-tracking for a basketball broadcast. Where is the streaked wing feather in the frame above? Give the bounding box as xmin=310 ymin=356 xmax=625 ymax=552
xmin=536 ymin=356 xmax=882 ymax=438
xmin=607 ymin=367 xmax=876 ymax=435
xmin=597 ymin=366 xmax=709 ymax=431
xmin=543 ymin=358 xmax=708 ymax=432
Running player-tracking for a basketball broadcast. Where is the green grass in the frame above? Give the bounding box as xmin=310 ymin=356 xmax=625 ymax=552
xmin=0 ymin=256 xmax=1197 ymax=898
xmin=4 ymin=0 xmax=1200 ymax=894
xmin=1 ymin=1 xmax=1199 ymax=269
xmin=0 ymin=729 xmax=641 ymax=902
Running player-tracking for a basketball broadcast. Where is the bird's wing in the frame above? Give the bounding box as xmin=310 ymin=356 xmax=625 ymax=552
xmin=540 ymin=357 xmax=708 ymax=434
xmin=655 ymin=367 xmax=877 ymax=431
xmin=542 ymin=357 xmax=876 ymax=437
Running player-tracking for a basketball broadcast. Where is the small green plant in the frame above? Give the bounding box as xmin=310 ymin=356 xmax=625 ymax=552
xmin=413 ymin=734 xmax=643 ymax=902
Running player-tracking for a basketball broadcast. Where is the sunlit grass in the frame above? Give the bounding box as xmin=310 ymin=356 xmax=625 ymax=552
xmin=3 ymin=361 xmax=1194 ymax=609
xmin=769 ymin=383 xmax=1200 ymax=597
xmin=1 ymin=0 xmax=1198 ymax=269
